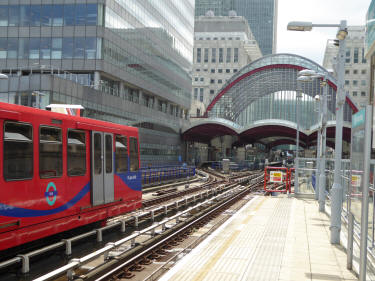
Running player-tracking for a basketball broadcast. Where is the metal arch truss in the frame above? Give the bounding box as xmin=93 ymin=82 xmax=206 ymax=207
xmin=206 ymin=54 xmax=356 ymax=128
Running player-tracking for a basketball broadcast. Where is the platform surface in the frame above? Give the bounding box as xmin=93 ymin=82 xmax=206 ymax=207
xmin=160 ymin=196 xmax=358 ymax=281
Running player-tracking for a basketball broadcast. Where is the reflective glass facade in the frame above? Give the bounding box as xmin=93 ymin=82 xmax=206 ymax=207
xmin=367 ymin=1 xmax=375 ymax=50
xmin=195 ymin=0 xmax=277 ymax=55
xmin=0 ymin=0 xmax=195 ymax=166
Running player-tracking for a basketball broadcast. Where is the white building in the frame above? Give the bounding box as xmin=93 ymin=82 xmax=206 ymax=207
xmin=323 ymin=26 xmax=370 ymax=109
xmin=191 ymin=13 xmax=262 ymax=117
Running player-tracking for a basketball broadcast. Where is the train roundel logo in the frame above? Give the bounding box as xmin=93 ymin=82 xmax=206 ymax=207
xmin=45 ymin=182 xmax=58 ymax=206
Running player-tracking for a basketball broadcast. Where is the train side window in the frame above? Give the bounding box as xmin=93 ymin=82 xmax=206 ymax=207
xmin=4 ymin=122 xmax=33 ymax=181
xmin=67 ymin=130 xmax=86 ymax=176
xmin=129 ymin=137 xmax=139 ymax=171
xmin=115 ymin=135 xmax=128 ymax=173
xmin=39 ymin=126 xmax=62 ymax=178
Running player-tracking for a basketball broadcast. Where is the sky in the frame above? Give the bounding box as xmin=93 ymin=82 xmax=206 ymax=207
xmin=277 ymin=0 xmax=371 ymax=65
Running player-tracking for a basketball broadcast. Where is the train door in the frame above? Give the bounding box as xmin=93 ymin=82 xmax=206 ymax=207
xmin=91 ymin=131 xmax=114 ymax=206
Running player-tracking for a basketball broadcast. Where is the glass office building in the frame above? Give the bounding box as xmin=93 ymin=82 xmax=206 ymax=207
xmin=195 ymin=0 xmax=277 ymax=55
xmin=0 ymin=0 xmax=195 ymax=166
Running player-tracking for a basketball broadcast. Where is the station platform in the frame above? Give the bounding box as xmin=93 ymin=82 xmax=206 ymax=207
xmin=160 ymin=195 xmax=358 ymax=281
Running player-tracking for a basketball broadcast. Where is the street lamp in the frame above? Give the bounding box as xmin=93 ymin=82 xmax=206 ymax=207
xmin=288 ymin=20 xmax=348 ymax=244
xmin=298 ymin=69 xmax=328 ymax=212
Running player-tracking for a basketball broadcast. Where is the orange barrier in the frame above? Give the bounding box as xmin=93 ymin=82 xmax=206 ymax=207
xmin=264 ymin=166 xmax=290 ymax=193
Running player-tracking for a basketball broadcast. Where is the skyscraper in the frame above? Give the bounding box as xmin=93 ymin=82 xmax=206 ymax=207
xmin=0 ymin=0 xmax=195 ymax=166
xmin=195 ymin=0 xmax=278 ymax=55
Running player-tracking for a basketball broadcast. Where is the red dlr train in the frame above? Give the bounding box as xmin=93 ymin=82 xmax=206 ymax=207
xmin=0 ymin=102 xmax=142 ymax=251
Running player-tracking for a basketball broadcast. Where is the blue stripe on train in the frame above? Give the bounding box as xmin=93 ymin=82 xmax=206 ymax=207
xmin=0 ymin=183 xmax=90 ymax=218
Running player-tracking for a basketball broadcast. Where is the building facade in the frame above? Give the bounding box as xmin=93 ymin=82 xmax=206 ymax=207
xmin=323 ymin=26 xmax=370 ymax=109
xmin=191 ymin=15 xmax=261 ymax=116
xmin=194 ymin=0 xmax=278 ymax=55
xmin=0 ymin=0 xmax=194 ymax=166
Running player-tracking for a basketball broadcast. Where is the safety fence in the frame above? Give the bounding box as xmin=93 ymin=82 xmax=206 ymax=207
xmin=263 ymin=166 xmax=292 ymax=193
xmin=141 ymin=166 xmax=195 ymax=186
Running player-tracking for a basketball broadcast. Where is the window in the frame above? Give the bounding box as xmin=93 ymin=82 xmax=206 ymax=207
xmin=362 ymin=48 xmax=367 ymax=63
xmin=353 ymin=80 xmax=358 ymax=86
xmin=20 ymin=5 xmax=31 ymax=26
xmin=234 ymin=48 xmax=239 ymax=62
xmin=204 ymin=48 xmax=208 ymax=63
xmin=353 ymin=69 xmax=358 ymax=74
xmin=67 ymin=130 xmax=86 ymax=176
xmin=210 ymin=90 xmax=215 ymax=94
xmin=4 ymin=122 xmax=33 ymax=181
xmin=210 ymin=79 xmax=215 ymax=84
xmin=194 ymin=88 xmax=198 ymax=99
xmin=203 ymin=69 xmax=208 ymax=72
xmin=345 ymin=49 xmax=351 ymax=63
xmin=226 ymin=69 xmax=230 ymax=73
xmin=0 ymin=6 xmax=8 ymax=26
xmin=0 ymin=38 xmax=6 ymax=59
xmin=213 ymin=37 xmax=218 ymax=40
xmin=64 ymin=5 xmax=75 ymax=25
xmin=41 ymin=5 xmax=52 ymax=26
xmin=52 ymin=38 xmax=62 ymax=59
xmin=105 ymin=134 xmax=113 ymax=173
xmin=354 ymin=48 xmax=359 ymax=63
xmin=211 ymin=69 xmax=215 ymax=73
xmin=196 ymin=68 xmax=200 ymax=72
xmin=29 ymin=38 xmax=40 ymax=59
xmin=218 ymin=69 xmax=223 ymax=73
xmin=129 ymin=137 xmax=139 ymax=171
xmin=52 ymin=5 xmax=63 ymax=26
xmin=18 ymin=38 xmax=29 ymax=59
xmin=211 ymin=48 xmax=216 ymax=63
xmin=362 ymin=69 xmax=367 ymax=74
xmin=345 ymin=70 xmax=350 ymax=74
xmin=30 ymin=5 xmax=41 ymax=26
xmin=361 ymin=91 xmax=366 ymax=96
xmin=85 ymin=37 xmax=97 ymax=59
xmin=40 ymin=38 xmax=51 ymax=59
xmin=7 ymin=38 xmax=18 ymax=59
xmin=353 ymin=91 xmax=357 ymax=96
xmin=197 ymin=109 xmax=201 ymax=116
xmin=86 ymin=4 xmax=98 ymax=25
xmin=115 ymin=136 xmax=128 ymax=173
xmin=233 ymin=69 xmax=238 ymax=73
xmin=62 ymin=37 xmax=74 ymax=59
xmin=228 ymin=37 xmax=232 ymax=40
xmin=74 ymin=37 xmax=85 ymax=59
xmin=345 ymin=80 xmax=349 ymax=85
xmin=196 ymin=48 xmax=201 ymax=63
xmin=218 ymin=79 xmax=222 ymax=84
xmin=361 ymin=80 xmax=366 ymax=86
xmin=9 ymin=6 xmax=19 ymax=26
xmin=39 ymin=126 xmax=62 ymax=178
xmin=194 ymin=77 xmax=198 ymax=81
xmin=94 ymin=133 xmax=102 ymax=174
xmin=199 ymin=88 xmax=203 ymax=102
xmin=76 ymin=4 xmax=86 ymax=25
xmin=226 ymin=48 xmax=231 ymax=63
xmin=219 ymin=48 xmax=223 ymax=63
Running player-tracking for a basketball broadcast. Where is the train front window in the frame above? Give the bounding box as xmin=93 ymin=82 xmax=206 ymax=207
xmin=129 ymin=137 xmax=139 ymax=171
xmin=115 ymin=135 xmax=128 ymax=173
xmin=4 ymin=121 xmax=33 ymax=181
xmin=39 ymin=126 xmax=62 ymax=178
xmin=67 ymin=130 xmax=86 ymax=176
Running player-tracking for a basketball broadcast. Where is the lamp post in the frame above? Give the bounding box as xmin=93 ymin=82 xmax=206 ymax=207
xmin=294 ymin=82 xmax=303 ymax=193
xmin=298 ymin=69 xmax=328 ymax=211
xmin=288 ymin=20 xmax=348 ymax=244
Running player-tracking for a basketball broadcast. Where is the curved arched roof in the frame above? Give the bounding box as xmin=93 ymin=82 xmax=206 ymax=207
xmin=205 ymin=53 xmax=357 ymax=124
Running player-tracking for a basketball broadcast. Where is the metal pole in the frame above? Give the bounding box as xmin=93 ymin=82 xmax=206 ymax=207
xmin=315 ymin=95 xmax=322 ymax=200
xmin=330 ymin=20 xmax=347 ymax=244
xmin=295 ymin=88 xmax=300 ymax=193
xmin=319 ymin=79 xmax=327 ymax=212
xmin=359 ymin=105 xmax=372 ymax=281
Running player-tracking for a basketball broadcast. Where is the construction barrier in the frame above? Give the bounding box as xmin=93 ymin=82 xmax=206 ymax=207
xmin=264 ymin=166 xmax=291 ymax=193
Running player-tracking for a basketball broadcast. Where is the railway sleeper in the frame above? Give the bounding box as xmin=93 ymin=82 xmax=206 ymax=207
xmin=129 ymin=263 xmax=144 ymax=272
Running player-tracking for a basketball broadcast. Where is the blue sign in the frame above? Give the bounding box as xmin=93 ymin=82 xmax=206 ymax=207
xmin=352 ymin=108 xmax=366 ymax=128
xmin=45 ymin=182 xmax=58 ymax=206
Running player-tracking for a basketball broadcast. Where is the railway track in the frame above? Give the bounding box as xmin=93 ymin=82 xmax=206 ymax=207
xmin=35 ymin=174 xmax=265 ymax=281
xmin=0 ymin=171 xmax=262 ymax=280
